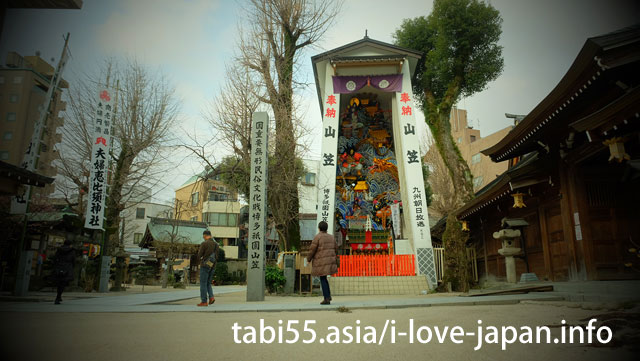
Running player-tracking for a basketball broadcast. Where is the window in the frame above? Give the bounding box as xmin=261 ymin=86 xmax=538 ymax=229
xmin=208 ymin=191 xmax=228 ymax=202
xmin=471 ymin=153 xmax=482 ymax=164
xmin=227 ymin=214 xmax=237 ymax=227
xmin=457 ymin=137 xmax=462 ymax=143
xmin=3 ymin=132 xmax=12 ymax=140
xmin=0 ymin=151 xmax=9 ymax=160
xmin=190 ymin=215 xmax=198 ymax=221
xmin=133 ymin=233 xmax=143 ymax=245
xmin=7 ymin=112 xmax=16 ymax=122
xmin=135 ymin=207 xmax=145 ymax=219
xmin=302 ymin=172 xmax=316 ymax=186
xmin=9 ymin=94 xmax=19 ymax=103
xmin=470 ymin=135 xmax=476 ymax=143
xmin=191 ymin=191 xmax=199 ymax=206
xmin=473 ymin=176 xmax=484 ymax=189
xmin=13 ymin=76 xmax=23 ymax=84
xmin=204 ymin=212 xmax=238 ymax=227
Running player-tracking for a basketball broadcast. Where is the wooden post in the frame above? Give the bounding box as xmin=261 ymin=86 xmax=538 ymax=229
xmin=538 ymin=208 xmax=552 ymax=280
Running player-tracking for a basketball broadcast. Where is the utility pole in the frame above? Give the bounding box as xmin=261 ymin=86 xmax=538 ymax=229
xmin=12 ymin=33 xmax=70 ymax=296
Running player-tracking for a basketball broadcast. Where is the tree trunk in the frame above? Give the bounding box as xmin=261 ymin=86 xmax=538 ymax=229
xmin=161 ymin=248 xmax=174 ymax=288
xmin=104 ymin=147 xmax=135 ymax=292
xmin=429 ymin=111 xmax=474 ymax=206
xmin=425 ymin=97 xmax=475 ymax=292
xmin=268 ymin=31 xmax=301 ymax=252
xmin=441 ymin=215 xmax=470 ymax=292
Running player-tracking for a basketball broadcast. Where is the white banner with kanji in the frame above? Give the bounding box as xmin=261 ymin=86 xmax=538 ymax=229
xmin=316 ymin=62 xmax=341 ymax=236
xmin=395 ymin=60 xmax=436 ymax=288
xmin=84 ymin=89 xmax=114 ymax=229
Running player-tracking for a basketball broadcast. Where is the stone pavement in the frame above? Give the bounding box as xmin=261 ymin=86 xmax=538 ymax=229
xmin=0 ymin=285 xmax=566 ymax=313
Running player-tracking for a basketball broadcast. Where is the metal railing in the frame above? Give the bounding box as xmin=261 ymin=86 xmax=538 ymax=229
xmin=434 ymin=247 xmax=478 ymax=282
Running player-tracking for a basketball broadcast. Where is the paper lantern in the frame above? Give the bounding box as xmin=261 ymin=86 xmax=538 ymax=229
xmin=512 ymin=193 xmax=526 ymax=208
xmin=603 ymin=137 xmax=630 ymax=163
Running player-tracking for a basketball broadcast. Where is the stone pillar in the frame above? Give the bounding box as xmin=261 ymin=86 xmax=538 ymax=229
xmin=246 ymin=112 xmax=269 ymax=302
xmin=494 ymin=229 xmax=521 ymax=284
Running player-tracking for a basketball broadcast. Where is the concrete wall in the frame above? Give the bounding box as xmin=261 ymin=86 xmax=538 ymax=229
xmin=298 ymin=158 xmax=320 ymax=216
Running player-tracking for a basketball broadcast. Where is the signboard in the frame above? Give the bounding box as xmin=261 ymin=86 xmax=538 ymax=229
xmin=316 ymin=62 xmax=341 ymax=235
xmin=390 ymin=202 xmax=401 ymax=238
xmin=246 ymin=112 xmax=269 ymax=302
xmin=396 ymin=60 xmax=437 ymax=289
xmin=84 ymin=89 xmax=114 ymax=229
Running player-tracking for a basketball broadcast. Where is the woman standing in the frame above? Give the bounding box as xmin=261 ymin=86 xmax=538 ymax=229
xmin=53 ymin=239 xmax=76 ymax=304
xmin=306 ymin=221 xmax=338 ymax=305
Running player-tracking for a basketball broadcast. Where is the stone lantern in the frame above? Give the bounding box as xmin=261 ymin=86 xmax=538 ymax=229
xmin=493 ymin=228 xmax=522 ymax=283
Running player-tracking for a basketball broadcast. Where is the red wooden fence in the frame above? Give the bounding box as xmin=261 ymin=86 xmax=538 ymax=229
xmin=333 ymin=254 xmax=416 ymax=277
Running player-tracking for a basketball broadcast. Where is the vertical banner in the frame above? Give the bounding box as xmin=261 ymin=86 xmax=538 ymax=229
xmin=316 ymin=62 xmax=341 ymax=235
xmin=246 ymin=112 xmax=269 ymax=302
xmin=390 ymin=202 xmax=401 ymax=238
xmin=396 ymin=60 xmax=437 ymax=289
xmin=84 ymin=89 xmax=114 ymax=229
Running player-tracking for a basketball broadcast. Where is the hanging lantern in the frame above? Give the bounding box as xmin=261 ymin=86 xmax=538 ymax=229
xmin=603 ymin=137 xmax=630 ymax=163
xmin=512 ymin=192 xmax=526 ymax=208
xmin=461 ymin=220 xmax=470 ymax=232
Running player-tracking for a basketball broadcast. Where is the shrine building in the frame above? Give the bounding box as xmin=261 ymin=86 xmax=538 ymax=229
xmin=455 ymin=25 xmax=640 ymax=283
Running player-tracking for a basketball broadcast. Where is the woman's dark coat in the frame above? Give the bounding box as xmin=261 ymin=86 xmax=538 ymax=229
xmin=53 ymin=245 xmax=76 ymax=285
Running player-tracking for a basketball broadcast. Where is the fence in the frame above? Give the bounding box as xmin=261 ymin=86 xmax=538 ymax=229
xmin=333 ymin=254 xmax=415 ymax=277
xmin=433 ymin=247 xmax=478 ymax=283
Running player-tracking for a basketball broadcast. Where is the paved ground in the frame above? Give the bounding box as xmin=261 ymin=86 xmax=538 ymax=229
xmin=0 ymin=286 xmax=567 ymax=313
xmin=1 ymin=301 xmax=637 ymax=361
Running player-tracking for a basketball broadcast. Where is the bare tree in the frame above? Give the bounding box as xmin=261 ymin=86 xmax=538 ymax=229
xmin=55 ymin=59 xmax=179 ymax=291
xmin=235 ymin=0 xmax=341 ymax=250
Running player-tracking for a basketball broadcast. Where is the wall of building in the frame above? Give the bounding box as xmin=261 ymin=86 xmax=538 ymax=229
xmin=120 ymin=201 xmax=172 ymax=247
xmin=0 ymin=52 xmax=67 ymax=197
xmin=298 ymin=158 xmax=320 ymax=217
xmin=175 ymin=175 xmax=242 ymax=247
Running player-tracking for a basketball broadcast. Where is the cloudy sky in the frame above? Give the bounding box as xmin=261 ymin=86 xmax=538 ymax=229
xmin=1 ymin=0 xmax=638 ymax=203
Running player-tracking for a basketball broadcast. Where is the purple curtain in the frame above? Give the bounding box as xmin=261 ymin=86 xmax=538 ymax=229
xmin=370 ymin=75 xmax=403 ymax=92
xmin=332 ymin=74 xmax=403 ymax=94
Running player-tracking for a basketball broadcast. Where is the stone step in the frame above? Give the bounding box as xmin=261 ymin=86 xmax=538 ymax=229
xmin=328 ymin=276 xmax=430 ymax=295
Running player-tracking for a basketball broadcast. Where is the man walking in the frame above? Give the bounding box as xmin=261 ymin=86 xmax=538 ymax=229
xmin=197 ymin=230 xmax=219 ymax=307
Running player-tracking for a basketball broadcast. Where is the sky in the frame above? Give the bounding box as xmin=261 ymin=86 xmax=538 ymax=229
xmin=1 ymin=0 xmax=638 ymax=203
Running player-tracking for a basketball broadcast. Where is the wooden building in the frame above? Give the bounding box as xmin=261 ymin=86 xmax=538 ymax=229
xmin=456 ymin=25 xmax=640 ymax=282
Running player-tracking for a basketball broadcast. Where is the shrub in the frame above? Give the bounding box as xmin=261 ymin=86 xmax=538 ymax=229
xmin=214 ymin=262 xmax=229 ymax=285
xmin=265 ymin=265 xmax=286 ymax=293
xmin=132 ymin=265 xmax=155 ymax=292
